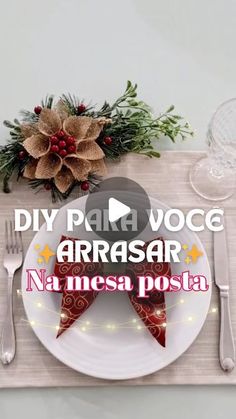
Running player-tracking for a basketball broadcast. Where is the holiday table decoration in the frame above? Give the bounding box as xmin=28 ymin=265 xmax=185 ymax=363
xmin=54 ymin=236 xmax=171 ymax=347
xmin=0 ymin=152 xmax=223 ymax=386
xmin=0 ymin=81 xmax=193 ymax=201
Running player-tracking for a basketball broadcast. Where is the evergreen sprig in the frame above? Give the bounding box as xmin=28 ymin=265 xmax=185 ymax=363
xmin=95 ymin=81 xmax=193 ymax=158
xmin=41 ymin=94 xmax=54 ymax=109
xmin=61 ymin=81 xmax=193 ymax=160
xmin=60 ymin=93 xmax=94 ymax=116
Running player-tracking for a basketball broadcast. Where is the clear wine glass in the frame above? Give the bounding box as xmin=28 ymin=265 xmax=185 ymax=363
xmin=190 ymin=98 xmax=236 ymax=200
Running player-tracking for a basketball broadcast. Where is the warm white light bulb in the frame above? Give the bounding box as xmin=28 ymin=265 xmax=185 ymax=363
xmin=162 ymin=322 xmax=167 ymax=328
xmin=188 ymin=316 xmax=193 ymax=322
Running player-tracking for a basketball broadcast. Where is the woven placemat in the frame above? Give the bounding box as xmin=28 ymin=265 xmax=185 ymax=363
xmin=0 ymin=151 xmax=235 ymax=387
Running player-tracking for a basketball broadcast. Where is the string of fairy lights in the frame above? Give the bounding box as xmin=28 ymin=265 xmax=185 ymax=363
xmin=17 ymin=289 xmax=218 ymax=334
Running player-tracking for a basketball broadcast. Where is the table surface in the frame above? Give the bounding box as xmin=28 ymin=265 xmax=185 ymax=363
xmin=1 ymin=151 xmax=236 ymax=418
xmin=1 ymin=0 xmax=236 ymax=417
xmin=1 ymin=151 xmax=236 ymax=388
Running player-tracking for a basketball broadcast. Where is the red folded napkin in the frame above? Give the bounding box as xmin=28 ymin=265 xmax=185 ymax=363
xmin=54 ymin=236 xmax=171 ymax=347
xmin=126 ymin=239 xmax=171 ymax=347
xmin=54 ymin=236 xmax=102 ymax=337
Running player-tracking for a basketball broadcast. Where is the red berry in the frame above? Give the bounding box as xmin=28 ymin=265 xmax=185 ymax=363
xmin=57 ymin=130 xmax=65 ymax=138
xmin=34 ymin=106 xmax=42 ymax=115
xmin=59 ymin=149 xmax=67 ymax=158
xmin=50 ymin=135 xmax=58 ymax=144
xmin=66 ymin=136 xmax=75 ymax=145
xmin=44 ymin=183 xmax=52 ymax=191
xmin=67 ymin=145 xmax=76 ymax=154
xmin=104 ymin=136 xmax=112 ymax=145
xmin=50 ymin=145 xmax=59 ymax=153
xmin=77 ymin=104 xmax=86 ymax=114
xmin=58 ymin=140 xmax=66 ymax=149
xmin=81 ymin=181 xmax=89 ymax=191
xmin=18 ymin=150 xmax=26 ymax=160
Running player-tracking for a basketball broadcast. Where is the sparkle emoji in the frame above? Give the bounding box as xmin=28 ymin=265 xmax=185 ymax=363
xmin=184 ymin=256 xmax=191 ymax=265
xmin=187 ymin=244 xmax=203 ymax=263
xmin=39 ymin=245 xmax=55 ymax=263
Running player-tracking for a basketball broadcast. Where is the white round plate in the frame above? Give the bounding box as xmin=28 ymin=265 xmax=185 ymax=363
xmin=22 ymin=195 xmax=211 ymax=380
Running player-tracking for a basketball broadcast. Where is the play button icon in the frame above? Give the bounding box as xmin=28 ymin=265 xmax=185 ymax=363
xmin=85 ymin=176 xmax=151 ymax=242
xmin=108 ymin=198 xmax=131 ymax=223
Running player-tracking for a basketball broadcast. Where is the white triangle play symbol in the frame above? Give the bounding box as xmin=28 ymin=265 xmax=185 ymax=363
xmin=108 ymin=197 xmax=131 ymax=223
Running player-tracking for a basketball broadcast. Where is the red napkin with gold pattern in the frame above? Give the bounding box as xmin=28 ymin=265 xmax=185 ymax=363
xmin=126 ymin=239 xmax=171 ymax=347
xmin=54 ymin=236 xmax=171 ymax=347
xmin=54 ymin=236 xmax=102 ymax=337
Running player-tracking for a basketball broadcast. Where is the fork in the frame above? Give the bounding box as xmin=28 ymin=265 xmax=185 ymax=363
xmin=0 ymin=221 xmax=23 ymax=365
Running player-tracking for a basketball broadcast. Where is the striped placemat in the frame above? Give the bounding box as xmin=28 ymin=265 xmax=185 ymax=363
xmin=0 ymin=151 xmax=236 ymax=387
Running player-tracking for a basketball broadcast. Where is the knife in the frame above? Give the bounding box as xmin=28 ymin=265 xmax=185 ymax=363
xmin=213 ymin=213 xmax=235 ymax=372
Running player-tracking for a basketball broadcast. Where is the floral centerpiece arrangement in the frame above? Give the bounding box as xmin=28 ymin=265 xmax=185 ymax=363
xmin=0 ymin=81 xmax=193 ymax=201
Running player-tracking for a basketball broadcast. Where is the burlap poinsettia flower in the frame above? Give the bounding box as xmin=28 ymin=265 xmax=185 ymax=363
xmin=21 ymin=107 xmax=109 ymax=193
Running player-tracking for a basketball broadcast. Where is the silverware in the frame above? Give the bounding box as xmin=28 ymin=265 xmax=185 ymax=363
xmin=0 ymin=221 xmax=23 ymax=365
xmin=213 ymin=214 xmax=235 ymax=372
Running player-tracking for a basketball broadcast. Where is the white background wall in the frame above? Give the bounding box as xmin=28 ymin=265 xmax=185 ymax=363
xmin=0 ymin=0 xmax=236 ymax=418
xmin=1 ymin=0 xmax=236 ymax=150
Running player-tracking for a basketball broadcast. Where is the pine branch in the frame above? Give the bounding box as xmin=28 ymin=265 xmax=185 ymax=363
xmin=28 ymin=173 xmax=100 ymax=202
xmin=60 ymin=93 xmax=78 ymax=115
xmin=19 ymin=110 xmax=39 ymax=124
xmin=41 ymin=95 xmax=54 ymax=109
xmin=60 ymin=94 xmax=94 ymax=116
